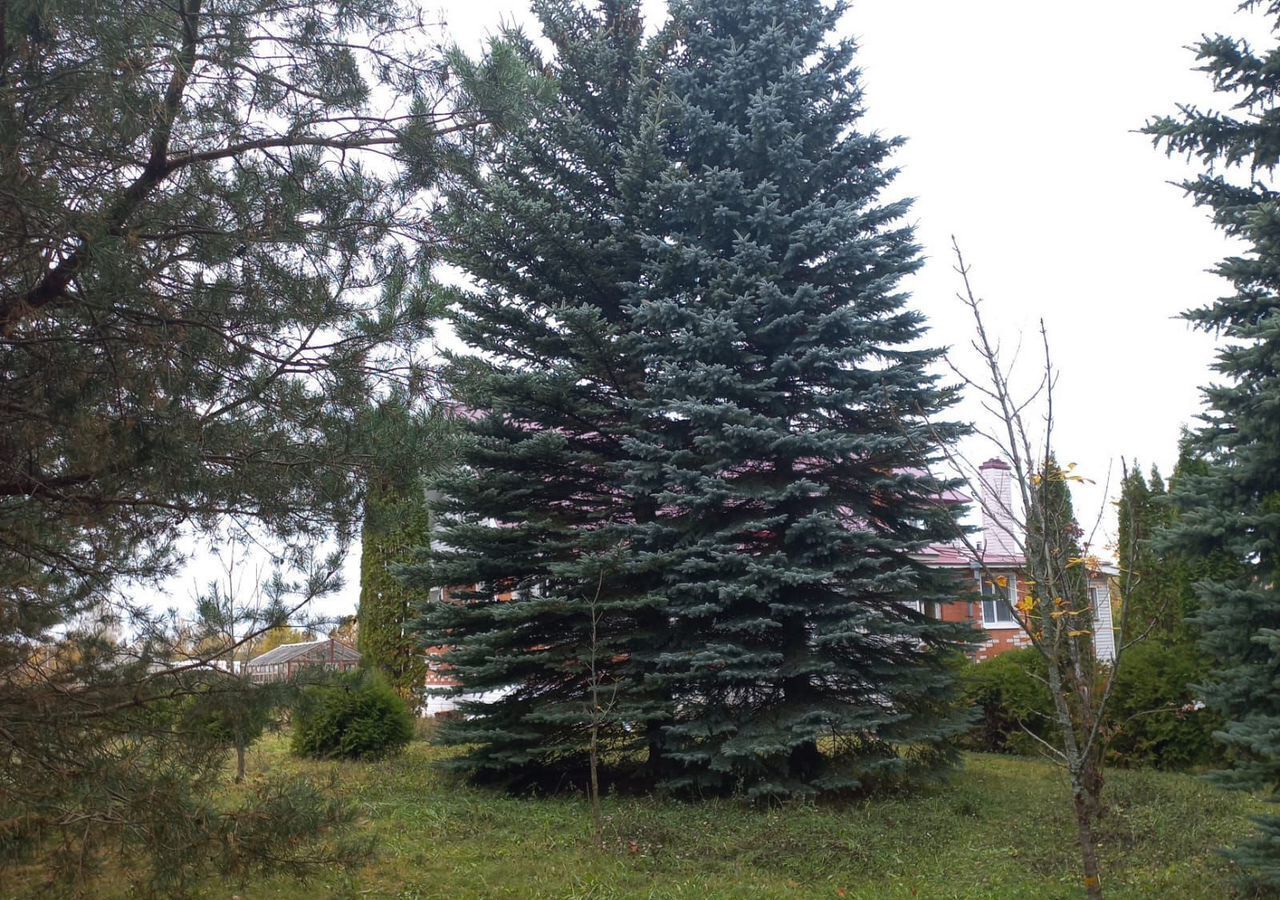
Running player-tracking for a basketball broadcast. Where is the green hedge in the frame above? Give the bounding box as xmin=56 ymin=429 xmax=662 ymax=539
xmin=291 ymin=670 xmax=414 ymax=761
xmin=1104 ymin=641 xmax=1225 ymax=770
xmin=960 ymin=642 xmax=1226 ymax=770
xmin=960 ymin=648 xmax=1057 ymax=755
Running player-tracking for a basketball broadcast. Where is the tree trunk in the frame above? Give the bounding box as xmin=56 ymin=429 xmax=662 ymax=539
xmin=788 ymin=739 xmax=821 ymax=782
xmin=1071 ymin=772 xmax=1104 ymax=899
xmin=646 ymin=723 xmax=668 ymax=782
xmin=235 ymin=743 xmax=246 ymax=784
xmin=780 ymin=611 xmax=818 ymax=783
xmin=589 ymin=720 xmax=603 ymax=848
xmin=1083 ymin=752 xmax=1104 ymax=822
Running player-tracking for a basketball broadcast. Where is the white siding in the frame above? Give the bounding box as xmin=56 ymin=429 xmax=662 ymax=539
xmin=1091 ymin=581 xmax=1116 ymax=662
xmin=420 ymin=686 xmax=517 ymax=718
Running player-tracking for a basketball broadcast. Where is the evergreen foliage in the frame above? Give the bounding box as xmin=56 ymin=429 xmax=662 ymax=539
xmin=412 ymin=0 xmax=678 ymax=789
xmin=292 ymin=670 xmax=415 ymax=761
xmin=359 ymin=488 xmax=430 ymax=701
xmin=960 ymin=649 xmax=1056 ymax=755
xmin=0 ymin=0 xmax=497 ymax=890
xmin=358 ymin=397 xmax=449 ymax=702
xmin=1106 ymin=641 xmax=1224 ymax=771
xmin=1118 ymin=445 xmax=1237 ymax=644
xmin=623 ymin=0 xmax=976 ymax=799
xmin=959 ymin=645 xmax=1224 ymax=771
xmin=1118 ymin=464 xmax=1180 ymax=639
xmin=416 ymin=0 xmax=974 ymax=800
xmin=1161 ymin=437 xmax=1245 ymax=638
xmin=177 ymin=671 xmax=287 ymax=783
xmin=1147 ymin=3 xmax=1280 ymax=882
xmin=1026 ymin=457 xmax=1088 ymax=618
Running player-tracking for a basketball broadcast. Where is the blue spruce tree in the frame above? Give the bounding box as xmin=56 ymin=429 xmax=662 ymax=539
xmin=626 ymin=0 xmax=975 ymax=799
xmin=1147 ymin=2 xmax=1280 ymax=884
xmin=411 ymin=1 xmax=677 ymax=789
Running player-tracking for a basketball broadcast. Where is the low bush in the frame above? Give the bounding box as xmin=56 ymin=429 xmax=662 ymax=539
xmin=961 ymin=641 xmax=1226 ymax=770
xmin=1105 ymin=640 xmax=1225 ymax=770
xmin=960 ymin=648 xmax=1056 ymax=754
xmin=291 ymin=670 xmax=414 ymax=761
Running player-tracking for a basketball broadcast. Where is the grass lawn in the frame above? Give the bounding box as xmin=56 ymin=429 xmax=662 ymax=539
xmin=145 ymin=734 xmax=1261 ymax=900
xmin=23 ymin=734 xmax=1259 ymax=900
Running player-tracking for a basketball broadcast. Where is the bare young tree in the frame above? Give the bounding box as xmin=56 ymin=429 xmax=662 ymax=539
xmin=583 ymin=558 xmax=621 ymax=850
xmin=932 ymin=239 xmax=1143 ymax=900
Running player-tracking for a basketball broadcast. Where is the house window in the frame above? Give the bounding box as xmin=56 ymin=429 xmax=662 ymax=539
xmin=904 ymin=599 xmax=940 ymax=618
xmin=981 ymin=576 xmax=1018 ymax=628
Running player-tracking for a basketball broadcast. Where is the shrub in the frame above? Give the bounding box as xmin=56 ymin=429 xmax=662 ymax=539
xmin=959 ymin=648 xmax=1057 ymax=754
xmin=960 ymin=641 xmax=1227 ymax=770
xmin=1105 ymin=640 xmax=1225 ymax=770
xmin=291 ymin=670 xmax=414 ymax=760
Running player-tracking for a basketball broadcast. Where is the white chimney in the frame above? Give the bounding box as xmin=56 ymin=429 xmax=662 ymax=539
xmin=978 ymin=458 xmax=1022 ymax=561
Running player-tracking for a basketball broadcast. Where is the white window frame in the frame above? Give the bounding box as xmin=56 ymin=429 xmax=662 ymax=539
xmin=905 ymin=599 xmax=942 ymax=619
xmin=980 ymin=574 xmax=1019 ymax=629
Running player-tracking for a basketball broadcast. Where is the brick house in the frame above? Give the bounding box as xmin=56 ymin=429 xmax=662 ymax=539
xmin=421 ymin=458 xmax=1117 ymax=713
xmin=917 ymin=458 xmax=1116 ymax=664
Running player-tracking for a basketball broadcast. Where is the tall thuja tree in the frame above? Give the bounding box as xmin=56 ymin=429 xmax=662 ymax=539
xmin=1147 ymin=3 xmax=1280 ymax=885
xmin=1109 ymin=448 xmax=1229 ymax=775
xmin=411 ymin=1 xmax=676 ymax=788
xmin=1116 ymin=464 xmax=1180 ymax=639
xmin=359 ymin=488 xmax=430 ymax=699
xmin=1022 ymin=456 xmax=1107 ymax=846
xmin=1118 ymin=450 xmax=1230 ymax=644
xmin=627 ymin=0 xmax=974 ymax=799
xmin=358 ymin=396 xmax=449 ymax=701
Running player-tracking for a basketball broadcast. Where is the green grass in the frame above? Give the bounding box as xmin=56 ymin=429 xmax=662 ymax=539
xmin=24 ymin=734 xmax=1260 ymax=899
xmin=176 ymin=735 xmax=1265 ymax=900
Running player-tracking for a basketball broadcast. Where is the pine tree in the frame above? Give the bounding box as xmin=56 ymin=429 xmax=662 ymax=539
xmin=625 ymin=0 xmax=974 ymax=799
xmin=411 ymin=0 xmax=677 ymax=788
xmin=1147 ymin=4 xmax=1280 ymax=884
xmin=0 ymin=0 xmax=497 ymax=889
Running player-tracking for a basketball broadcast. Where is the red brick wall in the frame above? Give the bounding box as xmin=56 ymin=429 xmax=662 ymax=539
xmin=957 ymin=572 xmax=1033 ymax=662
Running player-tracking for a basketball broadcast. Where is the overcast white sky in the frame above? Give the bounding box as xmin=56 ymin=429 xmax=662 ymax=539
xmin=167 ymin=1 xmax=1269 ymax=619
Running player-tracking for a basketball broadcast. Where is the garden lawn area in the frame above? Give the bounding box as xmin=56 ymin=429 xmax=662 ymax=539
xmin=119 ymin=736 xmax=1275 ymax=899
